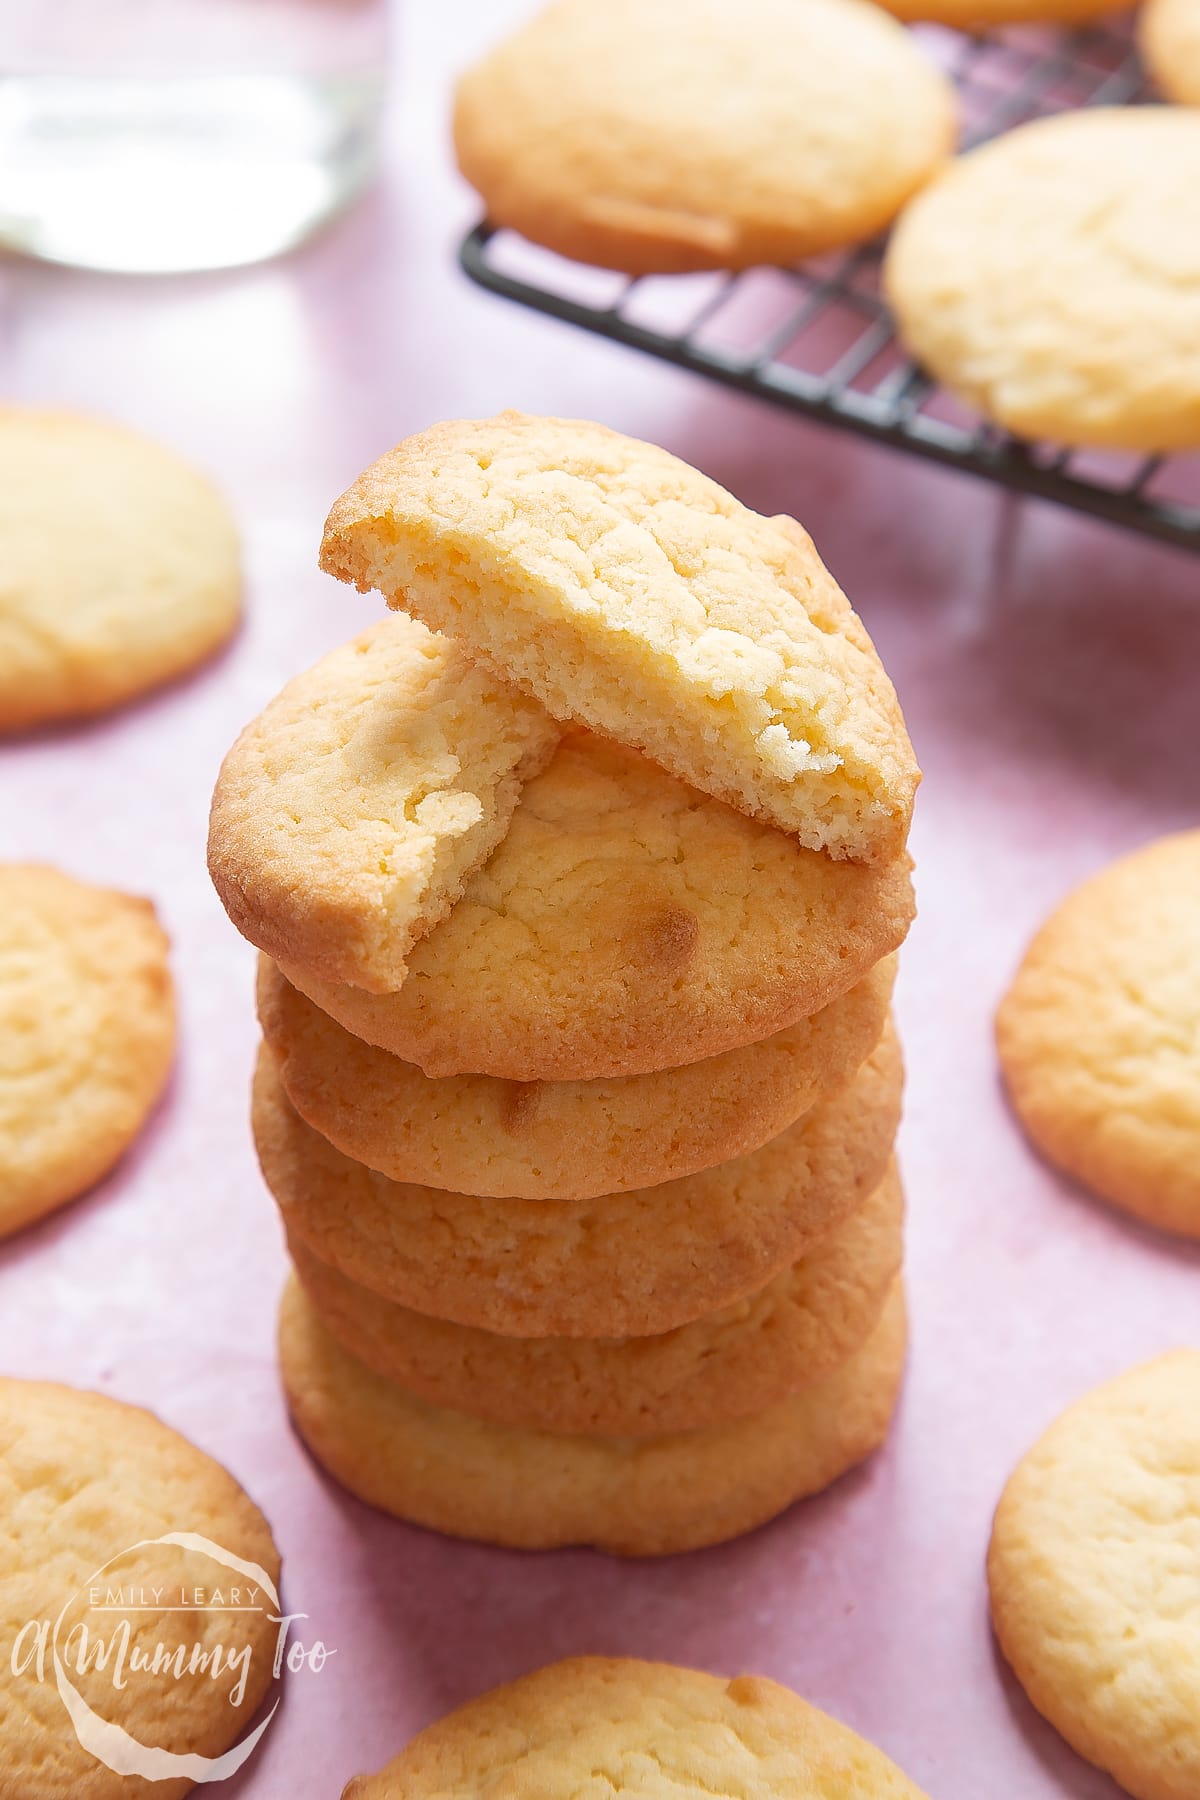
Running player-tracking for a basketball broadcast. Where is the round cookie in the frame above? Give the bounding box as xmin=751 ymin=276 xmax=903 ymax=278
xmin=0 ymin=408 xmax=240 ymax=734
xmin=453 ymin=0 xmax=954 ymax=276
xmin=253 ymin=1022 xmax=903 ymax=1338
xmin=208 ymin=616 xmax=559 ymax=994
xmin=280 ymin=1275 xmax=908 ymax=1556
xmin=996 ymin=830 xmax=1200 ymax=1241
xmin=988 ymin=1352 xmax=1200 ymax=1800
xmin=0 ymin=1376 xmax=280 ymax=1799
xmin=290 ymin=1158 xmax=903 ymax=1435
xmin=345 ymin=1657 xmax=931 ymax=1800
xmin=322 ymin=415 xmax=921 ymax=865
xmin=257 ymin=953 xmax=895 ymax=1199
xmin=885 ymin=109 xmax=1200 ymax=453
xmin=1142 ymin=0 xmax=1200 ymax=106
xmin=0 ymin=864 xmax=176 ymax=1240
xmin=278 ymin=731 xmax=915 ymax=1082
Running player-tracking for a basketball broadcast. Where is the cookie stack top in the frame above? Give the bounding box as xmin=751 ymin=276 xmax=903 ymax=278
xmin=212 ymin=413 xmax=918 ymax=1087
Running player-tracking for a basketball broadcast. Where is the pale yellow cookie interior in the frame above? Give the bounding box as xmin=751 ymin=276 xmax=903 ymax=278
xmin=345 ymin=1656 xmax=931 ymax=1799
xmin=277 ymin=728 xmax=914 ymax=1081
xmin=0 ymin=407 xmax=240 ymax=734
xmin=0 ymin=864 xmax=176 ymax=1240
xmin=208 ymin=616 xmax=559 ymax=993
xmin=454 ymin=0 xmax=955 ymax=274
xmin=321 ymin=413 xmax=920 ymax=863
xmin=885 ymin=109 xmax=1200 ymax=453
xmin=989 ymin=1352 xmax=1200 ymax=1800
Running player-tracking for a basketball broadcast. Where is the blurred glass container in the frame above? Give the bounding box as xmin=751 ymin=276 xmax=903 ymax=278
xmin=0 ymin=0 xmax=388 ymax=273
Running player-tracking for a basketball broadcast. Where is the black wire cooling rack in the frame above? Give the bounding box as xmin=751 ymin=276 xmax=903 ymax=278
xmin=460 ymin=22 xmax=1200 ymax=552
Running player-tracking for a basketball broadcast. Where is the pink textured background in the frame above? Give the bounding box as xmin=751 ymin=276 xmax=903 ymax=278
xmin=2 ymin=6 xmax=1199 ymax=1795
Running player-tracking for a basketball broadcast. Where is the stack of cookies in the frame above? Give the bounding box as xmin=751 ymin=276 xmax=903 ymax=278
xmin=209 ymin=413 xmax=920 ymax=1557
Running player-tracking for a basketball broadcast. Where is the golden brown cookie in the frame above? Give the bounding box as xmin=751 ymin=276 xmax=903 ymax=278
xmin=290 ymin=1158 xmax=903 ymax=1435
xmin=1141 ymin=0 xmax=1200 ymax=105
xmin=321 ymin=414 xmax=920 ymax=863
xmin=453 ymin=0 xmax=954 ymax=274
xmin=0 ymin=1376 xmax=280 ymax=1800
xmin=280 ymin=1276 xmax=907 ymax=1555
xmin=885 ymin=110 xmax=1200 ymax=453
xmin=257 ymin=953 xmax=895 ymax=1199
xmin=996 ymin=830 xmax=1200 ymax=1241
xmin=207 ymin=617 xmax=559 ymax=994
xmin=278 ymin=730 xmax=915 ymax=1082
xmin=253 ymin=1022 xmax=903 ymax=1338
xmin=989 ymin=1352 xmax=1200 ymax=1800
xmin=0 ymin=408 xmax=240 ymax=735
xmin=344 ymin=1657 xmax=931 ymax=1800
xmin=0 ymin=864 xmax=176 ymax=1240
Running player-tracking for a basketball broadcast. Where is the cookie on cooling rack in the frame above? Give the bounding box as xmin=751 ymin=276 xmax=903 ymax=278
xmin=885 ymin=108 xmax=1200 ymax=452
xmin=453 ymin=0 xmax=954 ymax=274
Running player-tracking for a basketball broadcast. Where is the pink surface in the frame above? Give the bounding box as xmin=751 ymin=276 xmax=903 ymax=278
xmin=3 ymin=7 xmax=1199 ymax=1796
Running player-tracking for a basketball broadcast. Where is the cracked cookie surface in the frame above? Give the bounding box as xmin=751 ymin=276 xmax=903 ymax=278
xmin=253 ymin=1022 xmax=902 ymax=1339
xmin=989 ymin=1352 xmax=1200 ymax=1800
xmin=280 ymin=1276 xmax=907 ymax=1555
xmin=885 ymin=109 xmax=1200 ymax=452
xmin=344 ymin=1655 xmax=930 ymax=1798
xmin=257 ymin=953 xmax=895 ymax=1199
xmin=279 ymin=729 xmax=914 ymax=1081
xmin=0 ymin=408 xmax=240 ymax=734
xmin=0 ymin=1376 xmax=280 ymax=1799
xmin=0 ymin=864 xmax=175 ymax=1239
xmin=208 ymin=616 xmax=559 ymax=994
xmin=996 ymin=829 xmax=1200 ymax=1240
xmin=289 ymin=1158 xmax=903 ymax=1436
xmin=321 ymin=413 xmax=920 ymax=862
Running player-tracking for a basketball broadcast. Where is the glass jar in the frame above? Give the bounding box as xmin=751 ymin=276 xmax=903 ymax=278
xmin=0 ymin=0 xmax=388 ymax=273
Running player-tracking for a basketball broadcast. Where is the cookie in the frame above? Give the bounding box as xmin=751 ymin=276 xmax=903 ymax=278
xmin=0 ymin=1375 xmax=280 ymax=1799
xmin=1142 ymin=0 xmax=1200 ymax=106
xmin=996 ymin=830 xmax=1200 ymax=1241
xmin=253 ymin=1022 xmax=903 ymax=1338
xmin=453 ymin=0 xmax=954 ymax=275
xmin=257 ymin=953 xmax=895 ymax=1200
xmin=208 ymin=617 xmax=560 ymax=994
xmin=0 ymin=408 xmax=240 ymax=735
xmin=278 ymin=731 xmax=915 ymax=1082
xmin=321 ymin=414 xmax=920 ymax=863
xmin=885 ymin=109 xmax=1200 ymax=453
xmin=345 ymin=1656 xmax=930 ymax=1800
xmin=290 ymin=1158 xmax=903 ymax=1436
xmin=0 ymin=865 xmax=176 ymax=1240
xmin=280 ymin=1275 xmax=907 ymax=1555
xmin=989 ymin=1352 xmax=1200 ymax=1800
